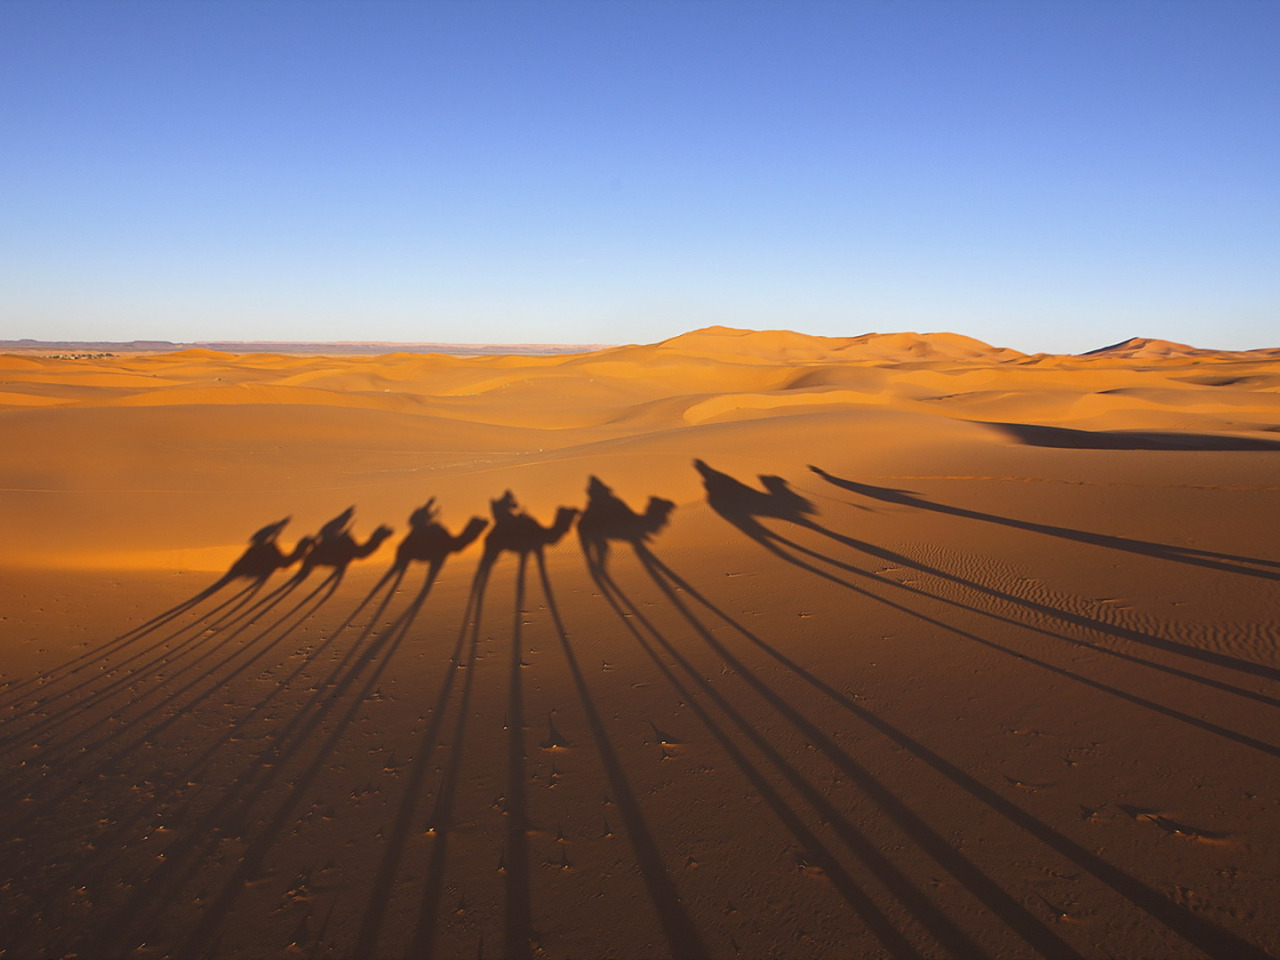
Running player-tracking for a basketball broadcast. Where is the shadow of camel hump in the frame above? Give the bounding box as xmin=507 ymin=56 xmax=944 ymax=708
xmin=577 ymin=475 xmax=675 ymax=566
xmin=88 ymin=515 xmax=315 ymax=654
xmin=392 ymin=497 xmax=488 ymax=573
xmin=693 ymin=458 xmax=815 ymax=529
xmin=359 ymin=497 xmax=489 ymax=605
xmin=480 ymin=490 xmax=578 ymax=572
xmin=220 ymin=516 xmax=313 ymax=584
xmin=293 ymin=506 xmax=394 ymax=584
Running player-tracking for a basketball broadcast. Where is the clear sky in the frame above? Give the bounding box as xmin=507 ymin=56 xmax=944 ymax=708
xmin=1 ymin=1 xmax=1276 ymax=353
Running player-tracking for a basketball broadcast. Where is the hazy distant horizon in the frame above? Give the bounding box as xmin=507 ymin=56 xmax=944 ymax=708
xmin=6 ymin=324 xmax=1276 ymax=359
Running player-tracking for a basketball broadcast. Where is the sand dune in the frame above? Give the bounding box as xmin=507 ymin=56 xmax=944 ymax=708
xmin=1 ymin=326 xmax=1279 ymax=958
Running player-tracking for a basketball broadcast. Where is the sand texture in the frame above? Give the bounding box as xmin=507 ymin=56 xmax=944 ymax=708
xmin=2 ymin=325 xmax=1279 ymax=959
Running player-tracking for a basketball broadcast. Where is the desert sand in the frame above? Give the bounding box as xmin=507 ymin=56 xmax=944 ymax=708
xmin=1 ymin=325 xmax=1279 ymax=959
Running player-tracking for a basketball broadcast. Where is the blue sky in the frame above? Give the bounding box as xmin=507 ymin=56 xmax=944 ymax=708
xmin=1 ymin=1 xmax=1276 ymax=353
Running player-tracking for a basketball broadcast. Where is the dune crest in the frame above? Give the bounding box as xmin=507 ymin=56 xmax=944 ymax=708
xmin=654 ymin=325 xmax=1026 ymax=363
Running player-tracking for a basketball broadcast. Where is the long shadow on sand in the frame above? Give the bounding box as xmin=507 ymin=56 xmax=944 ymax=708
xmin=0 ymin=517 xmax=313 ymax=732
xmin=696 ymin=461 xmax=1280 ymax=736
xmin=810 ymin=465 xmax=1280 ymax=579
xmin=586 ymin=478 xmax=1105 ymax=960
xmin=1 ymin=509 xmax=405 ymax=958
xmin=392 ymin=488 xmax=704 ymax=960
xmin=450 ymin=491 xmax=578 ymax=960
xmin=985 ymin=421 xmax=1280 ymax=453
xmin=581 ymin=477 xmax=987 ymax=959
xmin=0 ymin=505 xmax=393 ymax=760
xmin=0 ymin=508 xmax=403 ymax=807
xmin=687 ymin=461 xmax=1272 ymax=959
xmin=348 ymin=500 xmax=490 ymax=959
xmin=0 ymin=529 xmax=347 ymax=798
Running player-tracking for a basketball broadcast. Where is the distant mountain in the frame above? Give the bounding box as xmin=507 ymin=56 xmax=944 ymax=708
xmin=0 ymin=339 xmax=611 ymax=357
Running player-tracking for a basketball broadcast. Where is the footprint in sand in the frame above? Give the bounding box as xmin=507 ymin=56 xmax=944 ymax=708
xmin=1118 ymin=804 xmax=1233 ymax=844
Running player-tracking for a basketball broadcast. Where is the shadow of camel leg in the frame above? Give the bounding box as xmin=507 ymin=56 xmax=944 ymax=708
xmin=539 ymin=550 xmax=710 ymax=958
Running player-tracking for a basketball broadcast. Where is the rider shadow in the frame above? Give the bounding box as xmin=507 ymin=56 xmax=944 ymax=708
xmin=809 ymin=465 xmax=1280 ymax=579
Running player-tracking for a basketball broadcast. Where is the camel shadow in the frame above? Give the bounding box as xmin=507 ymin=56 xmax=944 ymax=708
xmin=578 ymin=476 xmax=675 ymax=568
xmin=478 ymin=490 xmax=577 ymax=579
xmin=394 ymin=493 xmax=584 ymax=960
xmin=564 ymin=477 xmax=715 ymax=956
xmin=288 ymin=507 xmax=394 ymax=591
xmin=366 ymin=497 xmax=488 ymax=598
xmin=135 ymin=516 xmax=315 ymax=635
xmin=0 ymin=506 xmax=407 ymax=834
xmin=2 ymin=517 xmax=312 ymax=698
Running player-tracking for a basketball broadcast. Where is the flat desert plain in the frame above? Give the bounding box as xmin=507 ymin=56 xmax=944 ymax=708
xmin=2 ymin=325 xmax=1279 ymax=960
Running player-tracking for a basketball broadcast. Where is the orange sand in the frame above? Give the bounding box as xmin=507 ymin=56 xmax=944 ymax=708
xmin=1 ymin=326 xmax=1278 ymax=958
